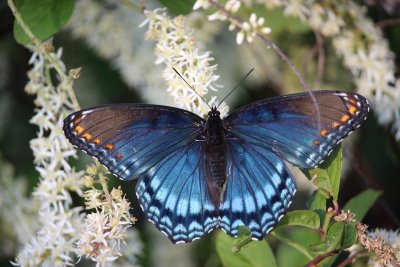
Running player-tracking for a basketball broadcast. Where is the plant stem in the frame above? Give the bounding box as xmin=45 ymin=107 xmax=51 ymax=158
xmin=337 ymin=252 xmax=367 ymax=267
xmin=98 ymin=171 xmax=111 ymax=204
xmin=119 ymin=0 xmax=142 ymax=13
xmin=304 ymin=250 xmax=339 ymax=267
xmin=7 ymin=0 xmax=80 ymax=111
xmin=321 ymin=211 xmax=333 ymax=242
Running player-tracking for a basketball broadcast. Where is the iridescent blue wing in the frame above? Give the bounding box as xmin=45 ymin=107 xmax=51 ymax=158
xmin=136 ymin=141 xmax=219 ymax=243
xmin=219 ymin=139 xmax=296 ymax=239
xmin=219 ymin=90 xmax=369 ymax=239
xmin=63 ymin=104 xmax=218 ymax=243
xmin=224 ymin=91 xmax=369 ymax=169
xmin=63 ymin=104 xmax=204 ymax=180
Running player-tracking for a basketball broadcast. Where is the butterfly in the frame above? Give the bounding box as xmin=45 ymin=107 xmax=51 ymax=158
xmin=63 ymin=90 xmax=369 ymax=244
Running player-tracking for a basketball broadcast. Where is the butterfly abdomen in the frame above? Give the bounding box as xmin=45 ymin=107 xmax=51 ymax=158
xmin=205 ymin=107 xmax=228 ymax=206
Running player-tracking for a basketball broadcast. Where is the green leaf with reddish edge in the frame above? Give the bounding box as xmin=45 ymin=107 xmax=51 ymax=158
xmin=343 ymin=189 xmax=382 ymax=222
xmin=13 ymin=0 xmax=75 ymax=45
xmin=303 ymin=146 xmax=342 ymax=201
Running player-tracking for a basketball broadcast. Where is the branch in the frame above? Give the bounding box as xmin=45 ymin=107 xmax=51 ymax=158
xmin=7 ymin=0 xmax=80 ymax=110
xmin=304 ymin=250 xmax=339 ymax=267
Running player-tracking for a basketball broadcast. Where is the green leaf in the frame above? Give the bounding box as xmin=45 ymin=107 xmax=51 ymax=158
xmin=159 ymin=0 xmax=196 ymax=15
xmin=216 ymin=231 xmax=278 ymax=267
xmin=276 ymin=210 xmax=320 ymax=229
xmin=307 ymin=191 xmax=327 ymax=226
xmin=13 ymin=0 xmax=75 ymax=45
xmin=341 ymin=223 xmax=357 ymax=249
xmin=303 ymin=146 xmax=342 ymax=201
xmin=310 ymin=222 xmax=344 ymax=254
xmin=326 ymin=222 xmax=344 ymax=250
xmin=272 ymin=229 xmax=316 ymax=261
xmin=343 ymin=189 xmax=382 ymax=222
xmin=307 ymin=190 xmax=327 ymax=211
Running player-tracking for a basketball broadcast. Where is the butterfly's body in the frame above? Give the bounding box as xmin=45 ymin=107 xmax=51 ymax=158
xmin=205 ymin=107 xmax=227 ymax=206
xmin=63 ymin=90 xmax=369 ymax=243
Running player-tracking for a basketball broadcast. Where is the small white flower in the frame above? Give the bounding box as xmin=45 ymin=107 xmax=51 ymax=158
xmin=193 ymin=0 xmax=211 ymax=10
xmin=225 ymin=0 xmax=241 ymax=13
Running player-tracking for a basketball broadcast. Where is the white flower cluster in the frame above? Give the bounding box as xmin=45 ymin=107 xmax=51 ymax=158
xmin=141 ymin=8 xmax=229 ymax=117
xmin=76 ymin=165 xmax=139 ymax=266
xmin=0 ymin=158 xmax=39 ymax=256
xmin=194 ymin=0 xmax=271 ymax=45
xmin=13 ymin=48 xmax=84 ymax=267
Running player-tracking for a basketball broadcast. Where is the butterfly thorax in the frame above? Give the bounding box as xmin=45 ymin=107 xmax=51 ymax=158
xmin=205 ymin=107 xmax=227 ymax=206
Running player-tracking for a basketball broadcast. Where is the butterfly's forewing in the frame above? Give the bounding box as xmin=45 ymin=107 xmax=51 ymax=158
xmin=224 ymin=91 xmax=369 ymax=169
xmin=63 ymin=104 xmax=218 ymax=242
xmin=63 ymin=104 xmax=204 ymax=180
xmin=220 ymin=139 xmax=296 ymax=239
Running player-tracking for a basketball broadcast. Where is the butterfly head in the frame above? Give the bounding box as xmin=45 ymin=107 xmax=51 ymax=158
xmin=208 ymin=106 xmax=220 ymax=119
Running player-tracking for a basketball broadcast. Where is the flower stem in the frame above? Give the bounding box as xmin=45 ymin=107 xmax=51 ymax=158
xmin=7 ymin=0 xmax=80 ymax=111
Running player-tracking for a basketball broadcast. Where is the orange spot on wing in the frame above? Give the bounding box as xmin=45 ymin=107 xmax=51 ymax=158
xmin=82 ymin=132 xmax=92 ymax=140
xmin=104 ymin=143 xmax=114 ymax=150
xmin=93 ymin=138 xmax=101 ymax=145
xmin=332 ymin=121 xmax=341 ymax=129
xmin=73 ymin=117 xmax=82 ymax=125
xmin=340 ymin=115 xmax=350 ymax=122
xmin=116 ymin=153 xmax=123 ymax=160
xmin=320 ymin=129 xmax=329 ymax=137
xmin=348 ymin=106 xmax=358 ymax=115
xmin=75 ymin=125 xmax=84 ymax=134
xmin=348 ymin=98 xmax=358 ymax=105
xmin=313 ymin=140 xmax=320 ymax=146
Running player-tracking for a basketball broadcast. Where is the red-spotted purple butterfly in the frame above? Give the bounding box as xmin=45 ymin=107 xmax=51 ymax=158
xmin=63 ymin=90 xmax=369 ymax=243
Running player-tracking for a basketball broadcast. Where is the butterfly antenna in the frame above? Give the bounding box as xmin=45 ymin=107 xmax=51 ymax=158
xmin=173 ymin=68 xmax=211 ymax=109
xmin=217 ymin=68 xmax=254 ymax=109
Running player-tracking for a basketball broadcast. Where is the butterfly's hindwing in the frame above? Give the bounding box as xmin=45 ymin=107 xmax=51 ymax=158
xmin=225 ymin=91 xmax=369 ymax=169
xmin=136 ymin=141 xmax=219 ymax=243
xmin=219 ymin=138 xmax=296 ymax=239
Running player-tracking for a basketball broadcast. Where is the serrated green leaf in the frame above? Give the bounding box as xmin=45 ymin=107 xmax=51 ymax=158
xmin=216 ymin=231 xmax=278 ymax=267
xmin=341 ymin=223 xmax=357 ymax=249
xmin=276 ymin=210 xmax=320 ymax=229
xmin=13 ymin=0 xmax=75 ymax=45
xmin=303 ymin=146 xmax=342 ymax=201
xmin=159 ymin=0 xmax=196 ymax=15
xmin=343 ymin=189 xmax=382 ymax=222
